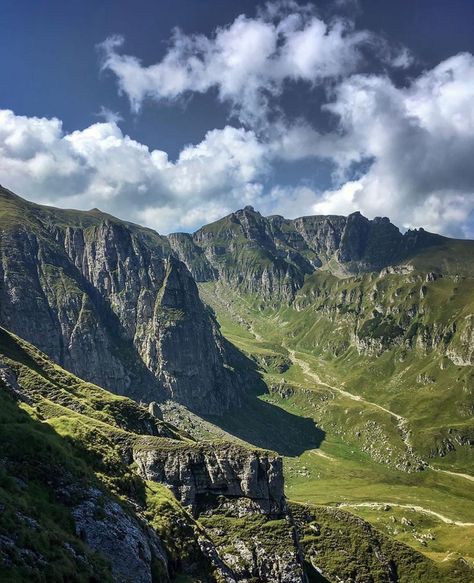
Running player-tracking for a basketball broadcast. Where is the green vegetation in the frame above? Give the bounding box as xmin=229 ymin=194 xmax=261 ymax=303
xmin=0 ymin=374 xmax=113 ymax=581
xmin=292 ymin=504 xmax=472 ymax=583
xmin=144 ymin=482 xmax=219 ymax=578
xmin=0 ymin=327 xmax=220 ymax=580
xmin=197 ymin=278 xmax=474 ymax=571
xmin=1 ymin=324 xmax=464 ymax=581
xmin=2 ymin=188 xmax=473 ymax=581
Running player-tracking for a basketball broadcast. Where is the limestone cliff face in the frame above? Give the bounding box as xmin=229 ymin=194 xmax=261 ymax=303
xmin=169 ymin=206 xmax=444 ymax=301
xmin=291 ymin=267 xmax=474 ymax=364
xmin=133 ymin=443 xmax=285 ymax=515
xmin=0 ymin=187 xmax=242 ymax=414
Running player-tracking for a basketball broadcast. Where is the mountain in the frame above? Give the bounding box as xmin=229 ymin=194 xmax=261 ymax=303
xmin=0 ymin=185 xmax=248 ymax=415
xmin=1 ymin=187 xmax=473 ymax=580
xmin=168 ymin=205 xmax=461 ymax=300
xmin=1 ymin=188 xmax=472 ymax=468
xmin=0 ymin=325 xmax=466 ymax=583
xmin=166 ymin=205 xmax=474 ymax=574
xmin=168 ymin=205 xmax=474 ymax=469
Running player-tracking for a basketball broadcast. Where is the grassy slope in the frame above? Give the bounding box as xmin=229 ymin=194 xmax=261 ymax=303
xmin=292 ymin=503 xmax=472 ymax=583
xmin=0 ymin=326 xmax=319 ymax=582
xmin=0 ymin=327 xmax=468 ymax=582
xmin=0 ymin=391 xmax=114 ymax=582
xmin=0 ymin=185 xmax=164 ymax=236
xmin=0 ymin=327 xmax=226 ymax=581
xmin=198 ymin=279 xmax=474 ymax=570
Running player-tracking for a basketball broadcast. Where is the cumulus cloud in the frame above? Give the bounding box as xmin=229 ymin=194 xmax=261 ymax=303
xmin=314 ymin=53 xmax=474 ymax=237
xmin=0 ymin=109 xmax=271 ymax=232
xmin=1 ymin=1 xmax=473 ymax=238
xmin=2 ymin=47 xmax=474 ymax=239
xmin=99 ymin=1 xmax=409 ymax=125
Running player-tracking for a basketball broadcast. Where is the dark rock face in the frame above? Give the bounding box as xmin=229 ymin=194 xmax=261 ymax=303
xmin=291 ymin=214 xmax=346 ymax=260
xmin=168 ymin=232 xmax=216 ymax=282
xmin=169 ymin=207 xmax=444 ymax=300
xmin=0 ymin=187 xmax=243 ymax=414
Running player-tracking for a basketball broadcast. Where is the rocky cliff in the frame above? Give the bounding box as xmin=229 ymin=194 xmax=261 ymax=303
xmin=169 ymin=205 xmax=446 ymax=300
xmin=0 ymin=325 xmax=305 ymax=582
xmin=0 ymin=186 xmax=243 ymax=414
xmin=134 ymin=442 xmax=285 ymax=515
xmin=0 ymin=186 xmax=462 ymax=413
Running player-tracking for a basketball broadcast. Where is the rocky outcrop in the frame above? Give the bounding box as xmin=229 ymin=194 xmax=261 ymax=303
xmin=0 ymin=324 xmax=303 ymax=582
xmin=72 ymin=488 xmax=169 ymax=583
xmin=199 ymin=497 xmax=305 ymax=582
xmin=188 ymin=206 xmax=310 ymax=301
xmin=133 ymin=443 xmax=285 ymax=515
xmin=0 ymin=186 xmax=243 ymax=414
xmin=446 ymin=314 xmax=474 ymax=366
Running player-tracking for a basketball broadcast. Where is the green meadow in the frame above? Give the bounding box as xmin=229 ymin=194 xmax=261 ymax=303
xmin=198 ymin=281 xmax=474 ymax=567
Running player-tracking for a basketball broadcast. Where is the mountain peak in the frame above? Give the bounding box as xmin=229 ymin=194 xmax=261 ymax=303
xmin=235 ymin=204 xmax=261 ymax=217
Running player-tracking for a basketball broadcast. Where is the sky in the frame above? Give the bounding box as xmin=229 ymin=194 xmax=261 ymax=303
xmin=0 ymin=0 xmax=473 ymax=236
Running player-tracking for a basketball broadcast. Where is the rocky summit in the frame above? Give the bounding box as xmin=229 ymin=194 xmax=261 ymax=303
xmin=1 ymin=187 xmax=473 ymax=583
xmin=169 ymin=205 xmax=446 ymax=300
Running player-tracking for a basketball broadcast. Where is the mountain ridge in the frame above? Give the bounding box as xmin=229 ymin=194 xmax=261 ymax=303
xmin=1 ymin=184 xmax=473 ymax=411
xmin=0 ymin=185 xmax=250 ymax=414
xmin=169 ymin=204 xmax=468 ymax=300
xmin=1 ymin=185 xmax=474 ymax=579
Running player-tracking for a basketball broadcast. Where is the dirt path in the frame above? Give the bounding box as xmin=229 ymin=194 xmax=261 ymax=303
xmin=288 ymin=349 xmax=404 ymax=421
xmin=309 ymin=449 xmax=336 ymax=462
xmin=287 ymin=349 xmax=424 ymax=458
xmin=335 ymin=502 xmax=474 ymax=527
xmin=432 ymin=467 xmax=474 ymax=483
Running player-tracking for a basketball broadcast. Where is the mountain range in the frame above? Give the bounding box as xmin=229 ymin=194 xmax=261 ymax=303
xmin=0 ymin=184 xmax=473 ymax=582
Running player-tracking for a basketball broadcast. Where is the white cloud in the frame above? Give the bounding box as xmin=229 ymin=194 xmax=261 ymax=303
xmin=0 ymin=109 xmax=271 ymax=233
xmin=1 ymin=45 xmax=473 ymax=238
xmin=99 ymin=2 xmax=408 ymax=125
xmin=96 ymin=106 xmax=124 ymax=124
xmin=315 ymin=53 xmax=474 ymax=237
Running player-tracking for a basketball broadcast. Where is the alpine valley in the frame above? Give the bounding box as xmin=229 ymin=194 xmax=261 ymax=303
xmin=1 ymin=184 xmax=473 ymax=583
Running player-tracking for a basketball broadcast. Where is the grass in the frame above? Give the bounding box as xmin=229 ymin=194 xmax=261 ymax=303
xmin=0 ymin=327 xmax=222 ymax=580
xmin=291 ymin=503 xmax=473 ymax=583
xmin=0 ymin=386 xmax=114 ymax=582
xmin=0 ymin=325 xmax=310 ymax=581
xmin=198 ymin=279 xmax=474 ymax=569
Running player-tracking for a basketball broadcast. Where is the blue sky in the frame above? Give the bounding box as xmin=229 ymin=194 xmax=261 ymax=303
xmin=1 ymin=0 xmax=473 ymax=236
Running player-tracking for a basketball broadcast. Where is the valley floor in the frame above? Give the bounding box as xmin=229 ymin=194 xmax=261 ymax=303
xmin=192 ymin=283 xmax=474 ymax=569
